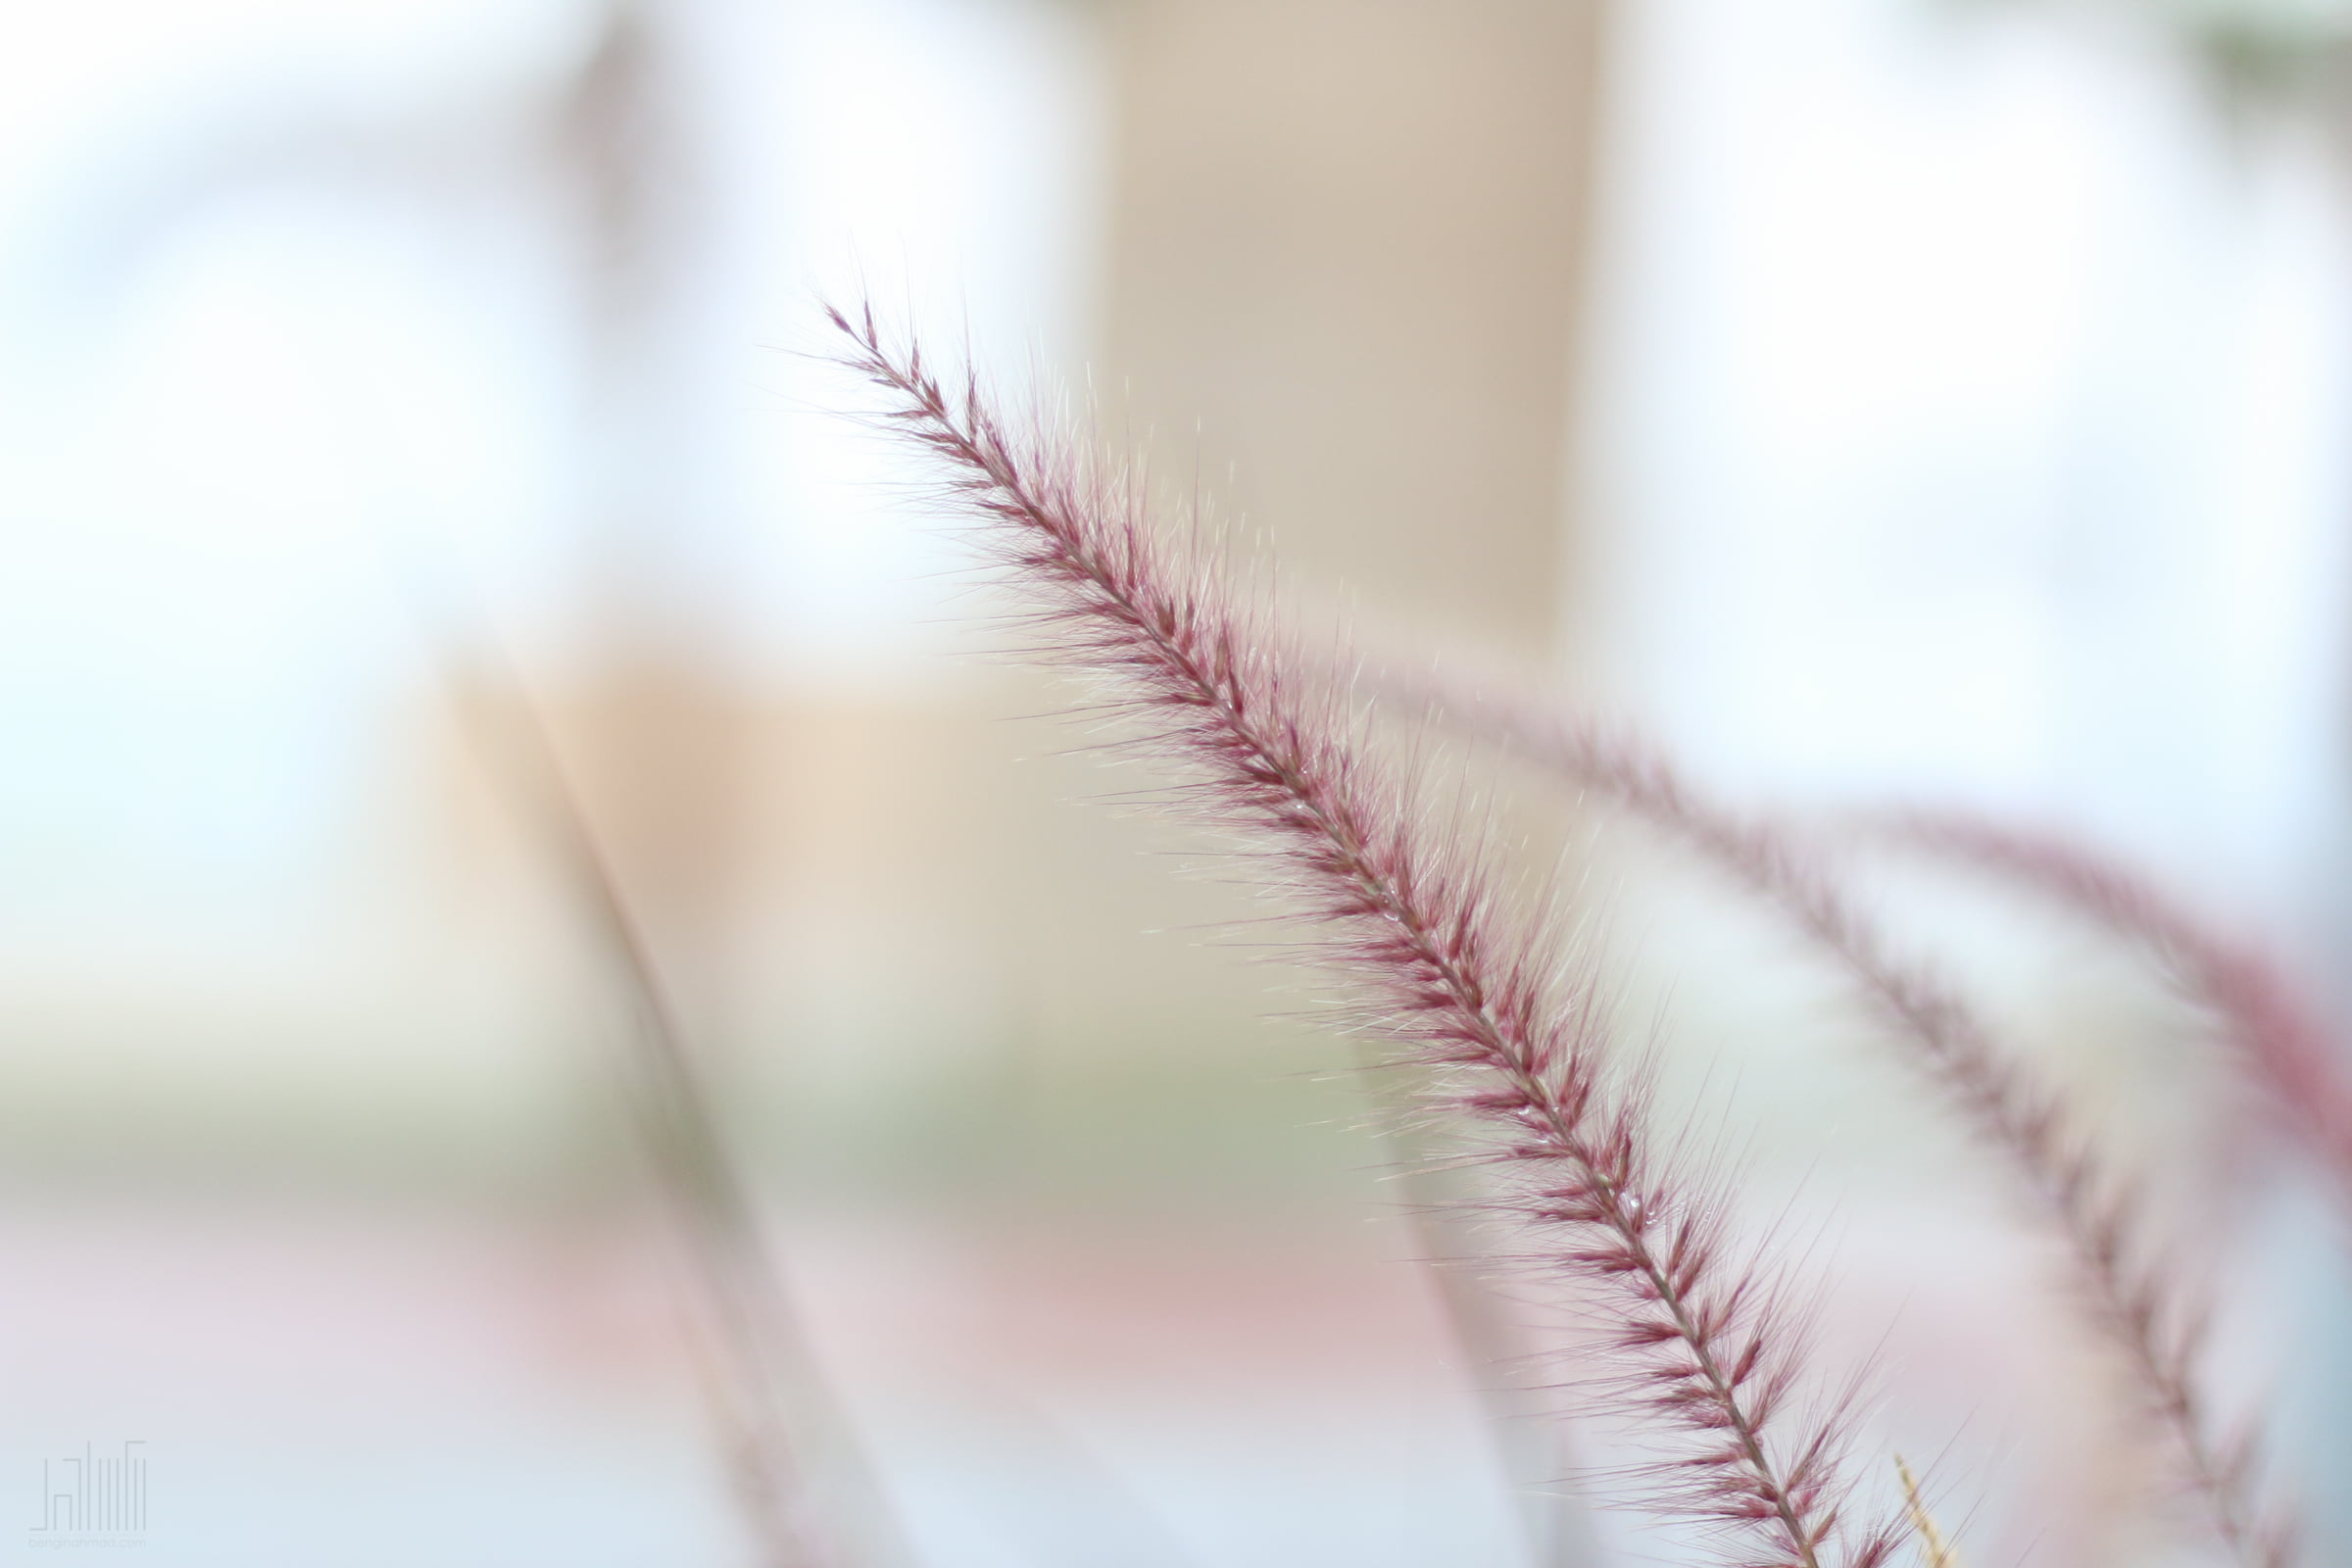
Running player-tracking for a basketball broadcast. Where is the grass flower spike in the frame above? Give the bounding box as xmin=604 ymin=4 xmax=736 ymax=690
xmin=1874 ymin=810 xmax=2352 ymax=1202
xmin=826 ymin=304 xmax=1902 ymax=1568
xmin=1406 ymin=685 xmax=2293 ymax=1567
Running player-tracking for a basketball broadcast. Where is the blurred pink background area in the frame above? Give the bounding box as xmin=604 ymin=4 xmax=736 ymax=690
xmin=5 ymin=0 xmax=2352 ymax=1564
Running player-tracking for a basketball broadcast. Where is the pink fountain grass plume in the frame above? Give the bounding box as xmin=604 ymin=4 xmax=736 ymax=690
xmin=1399 ymin=679 xmax=2294 ymax=1568
xmin=825 ymin=302 xmax=1902 ymax=1568
xmin=1869 ymin=810 xmax=2352 ymax=1201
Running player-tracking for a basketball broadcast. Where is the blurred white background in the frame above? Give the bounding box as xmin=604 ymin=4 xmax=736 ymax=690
xmin=4 ymin=0 xmax=2350 ymax=1564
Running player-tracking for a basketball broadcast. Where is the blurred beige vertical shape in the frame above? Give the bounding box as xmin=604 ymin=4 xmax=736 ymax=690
xmin=971 ymin=0 xmax=1623 ymax=1081
xmin=1093 ymin=9 xmax=1616 ymax=1561
xmin=1099 ymin=0 xmax=1609 ymax=661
